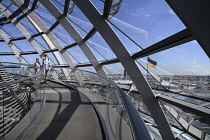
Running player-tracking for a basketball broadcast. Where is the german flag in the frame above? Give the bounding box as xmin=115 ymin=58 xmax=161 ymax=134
xmin=148 ymin=57 xmax=157 ymax=67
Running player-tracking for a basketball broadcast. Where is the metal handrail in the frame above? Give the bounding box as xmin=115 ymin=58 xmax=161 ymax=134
xmin=0 ymin=62 xmax=151 ymax=140
xmin=0 ymin=62 xmax=38 ymax=92
xmin=0 ymin=73 xmax=43 ymax=88
xmin=65 ymin=68 xmax=152 ymax=140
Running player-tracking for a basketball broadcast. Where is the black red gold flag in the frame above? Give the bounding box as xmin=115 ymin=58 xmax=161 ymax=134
xmin=148 ymin=57 xmax=157 ymax=67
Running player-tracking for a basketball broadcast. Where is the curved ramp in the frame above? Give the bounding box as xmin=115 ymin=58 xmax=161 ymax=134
xmin=22 ymin=81 xmax=103 ymax=140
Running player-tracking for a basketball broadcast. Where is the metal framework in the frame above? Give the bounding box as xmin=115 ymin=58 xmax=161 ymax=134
xmin=71 ymin=0 xmax=175 ymax=139
xmin=0 ymin=0 xmax=209 ymax=139
xmin=166 ymin=0 xmax=210 ymax=58
xmin=0 ymin=29 xmax=32 ymax=75
xmin=39 ymin=0 xmax=107 ymax=77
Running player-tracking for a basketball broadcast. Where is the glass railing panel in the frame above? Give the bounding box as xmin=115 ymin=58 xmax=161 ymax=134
xmin=49 ymin=67 xmax=151 ymax=140
xmin=0 ymin=62 xmax=44 ymax=139
xmin=1 ymin=62 xmax=34 ymax=77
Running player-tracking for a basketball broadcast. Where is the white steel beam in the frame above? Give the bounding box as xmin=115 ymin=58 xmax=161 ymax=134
xmin=39 ymin=0 xmax=107 ymax=77
xmin=0 ymin=29 xmax=32 ymax=75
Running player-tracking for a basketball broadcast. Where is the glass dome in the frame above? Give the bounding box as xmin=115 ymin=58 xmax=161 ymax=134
xmin=0 ymin=0 xmax=209 ymax=139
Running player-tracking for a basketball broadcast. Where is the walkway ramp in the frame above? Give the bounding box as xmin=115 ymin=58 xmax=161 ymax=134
xmin=22 ymin=81 xmax=103 ymax=140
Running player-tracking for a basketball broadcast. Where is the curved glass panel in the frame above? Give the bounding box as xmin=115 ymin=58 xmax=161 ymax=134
xmin=51 ymin=0 xmax=64 ymax=12
xmin=108 ymin=18 xmax=147 ymax=52
xmin=68 ymin=16 xmax=89 ymax=38
xmin=67 ymin=46 xmax=89 ymax=64
xmin=0 ymin=42 xmax=13 ymax=52
xmin=21 ymin=54 xmax=41 ymax=64
xmin=33 ymin=36 xmax=50 ymax=50
xmin=0 ymin=0 xmax=209 ymax=139
xmin=52 ymin=24 xmax=75 ymax=45
xmin=67 ymin=4 xmax=93 ymax=35
xmin=110 ymin=0 xmax=186 ymax=50
xmin=20 ymin=17 xmax=39 ymax=34
xmin=34 ymin=4 xmax=57 ymax=28
xmin=88 ymin=32 xmax=116 ymax=61
xmin=0 ymin=55 xmax=19 ymax=63
xmin=55 ymin=51 xmax=68 ymax=65
xmin=2 ymin=23 xmax=24 ymax=38
xmin=90 ymin=0 xmax=104 ymax=14
xmin=12 ymin=40 xmax=36 ymax=52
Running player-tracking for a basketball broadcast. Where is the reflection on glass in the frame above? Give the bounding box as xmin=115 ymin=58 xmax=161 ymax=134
xmin=0 ymin=42 xmax=13 ymax=52
xmin=51 ymin=0 xmax=64 ymax=12
xmin=67 ymin=46 xmax=89 ymax=64
xmin=34 ymin=3 xmax=57 ymax=28
xmin=48 ymin=67 xmax=144 ymax=140
xmin=0 ymin=62 xmax=44 ymax=139
xmin=133 ymin=41 xmax=210 ymax=102
xmin=20 ymin=17 xmax=39 ymax=34
xmin=2 ymin=23 xmax=23 ymax=38
xmin=12 ymin=40 xmax=36 ymax=52
xmin=0 ymin=56 xmax=19 ymax=63
xmin=68 ymin=3 xmax=93 ymax=34
xmin=33 ymin=36 xmax=49 ymax=50
xmin=110 ymin=0 xmax=186 ymax=49
xmin=52 ymin=24 xmax=75 ymax=45
xmin=89 ymin=0 xmax=104 ymax=14
xmin=88 ymin=32 xmax=116 ymax=61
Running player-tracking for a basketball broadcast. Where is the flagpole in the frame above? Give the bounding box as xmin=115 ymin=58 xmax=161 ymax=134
xmin=147 ymin=56 xmax=149 ymax=81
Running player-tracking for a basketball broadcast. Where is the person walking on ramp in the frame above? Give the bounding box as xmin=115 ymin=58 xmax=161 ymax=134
xmin=42 ymin=54 xmax=50 ymax=83
xmin=34 ymin=58 xmax=41 ymax=74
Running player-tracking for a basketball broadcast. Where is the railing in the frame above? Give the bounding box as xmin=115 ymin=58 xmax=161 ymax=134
xmin=0 ymin=62 xmax=151 ymax=140
xmin=119 ymin=84 xmax=210 ymax=140
xmin=48 ymin=67 xmax=152 ymax=140
xmin=0 ymin=62 xmax=44 ymax=139
xmin=2 ymin=61 xmax=209 ymax=140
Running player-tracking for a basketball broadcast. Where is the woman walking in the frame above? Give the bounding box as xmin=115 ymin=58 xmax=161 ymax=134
xmin=42 ymin=54 xmax=50 ymax=83
xmin=34 ymin=58 xmax=41 ymax=74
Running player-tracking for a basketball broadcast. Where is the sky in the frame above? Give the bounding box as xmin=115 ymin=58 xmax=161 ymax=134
xmin=0 ymin=0 xmax=209 ymax=75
